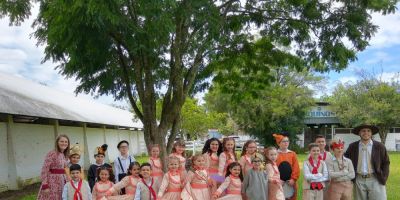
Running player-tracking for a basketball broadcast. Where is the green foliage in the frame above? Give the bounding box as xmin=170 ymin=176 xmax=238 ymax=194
xmin=205 ymin=66 xmax=321 ymax=146
xmin=329 ymin=74 xmax=400 ymax=144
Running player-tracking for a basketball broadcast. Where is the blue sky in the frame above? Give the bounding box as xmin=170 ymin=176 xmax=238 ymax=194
xmin=0 ymin=4 xmax=399 ymax=106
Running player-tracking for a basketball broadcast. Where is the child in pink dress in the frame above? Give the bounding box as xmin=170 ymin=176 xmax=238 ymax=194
xmin=149 ymin=144 xmax=164 ymax=184
xmin=169 ymin=140 xmax=187 ymax=173
xmin=239 ymin=140 xmax=260 ymax=176
xmin=265 ymin=147 xmax=285 ymax=200
xmin=218 ymin=138 xmax=237 ymax=176
xmin=213 ymin=162 xmax=243 ymax=200
xmin=92 ymin=166 xmax=117 ymax=200
xmin=105 ymin=162 xmax=141 ymax=200
xmin=157 ymin=156 xmax=184 ymax=200
xmin=182 ymin=154 xmax=212 ymax=200
xmin=202 ymin=138 xmax=223 ymax=176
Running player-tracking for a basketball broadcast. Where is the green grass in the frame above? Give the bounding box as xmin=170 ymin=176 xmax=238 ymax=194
xmin=16 ymin=154 xmax=400 ymax=200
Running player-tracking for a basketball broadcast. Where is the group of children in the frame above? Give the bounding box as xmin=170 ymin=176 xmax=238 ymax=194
xmin=58 ymin=133 xmax=353 ymax=200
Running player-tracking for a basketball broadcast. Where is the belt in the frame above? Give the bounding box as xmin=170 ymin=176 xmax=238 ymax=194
xmin=49 ymin=169 xmax=65 ymax=174
xmin=166 ymin=188 xmax=183 ymax=192
xmin=151 ymin=172 xmax=164 ymax=177
xmin=191 ymin=183 xmax=208 ymax=189
xmin=226 ymin=190 xmax=241 ymax=195
xmin=357 ymin=173 xmax=374 ymax=178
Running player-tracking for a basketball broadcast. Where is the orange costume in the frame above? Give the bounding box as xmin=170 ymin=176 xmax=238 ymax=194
xmin=274 ymin=134 xmax=300 ymax=200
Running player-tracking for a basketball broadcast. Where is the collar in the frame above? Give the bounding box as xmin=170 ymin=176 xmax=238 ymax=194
xmin=359 ymin=140 xmax=373 ymax=147
xmin=119 ymin=155 xmax=130 ymax=159
xmin=277 ymin=149 xmax=292 ymax=153
xmin=95 ymin=162 xmax=104 ymax=166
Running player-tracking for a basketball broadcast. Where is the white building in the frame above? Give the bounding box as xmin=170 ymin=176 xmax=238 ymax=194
xmin=0 ymin=72 xmax=145 ymax=192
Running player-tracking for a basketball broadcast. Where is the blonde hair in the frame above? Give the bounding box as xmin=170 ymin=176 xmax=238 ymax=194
xmin=264 ymin=146 xmax=277 ymax=164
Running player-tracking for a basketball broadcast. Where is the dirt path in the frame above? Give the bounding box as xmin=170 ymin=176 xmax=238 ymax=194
xmin=0 ymin=183 xmax=40 ymax=200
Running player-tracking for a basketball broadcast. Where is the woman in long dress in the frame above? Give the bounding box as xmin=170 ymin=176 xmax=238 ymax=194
xmin=37 ymin=134 xmax=70 ymax=200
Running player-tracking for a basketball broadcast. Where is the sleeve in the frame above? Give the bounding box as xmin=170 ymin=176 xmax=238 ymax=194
xmin=215 ymin=177 xmax=230 ymax=196
xmin=291 ymin=152 xmax=300 ymax=181
xmin=320 ymin=162 xmax=329 ymax=182
xmin=327 ymin=160 xmax=345 ymax=179
xmin=134 ymin=183 xmax=141 ymax=200
xmin=87 ymin=165 xmax=96 ymax=191
xmin=110 ymin=176 xmax=129 ymax=192
xmin=203 ymin=153 xmax=210 ymax=169
xmin=114 ymin=158 xmax=120 ymax=182
xmin=303 ymin=162 xmax=320 ymax=181
xmin=218 ymin=153 xmax=227 ymax=176
xmin=183 ymin=171 xmax=194 ymax=194
xmin=40 ymin=151 xmax=54 ymax=189
xmin=239 ymin=156 xmax=246 ymax=170
xmin=85 ymin=182 xmax=92 ymax=200
xmin=62 ymin=184 xmax=68 ymax=200
xmin=242 ymin=172 xmax=250 ymax=193
xmin=157 ymin=174 xmax=169 ymax=198
xmin=91 ymin=183 xmax=97 ymax=200
xmin=381 ymin=145 xmax=390 ymax=184
xmin=347 ymin=159 xmax=356 ymax=180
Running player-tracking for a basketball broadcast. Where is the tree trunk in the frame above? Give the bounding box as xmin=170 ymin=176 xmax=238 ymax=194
xmin=378 ymin=126 xmax=389 ymax=145
xmin=167 ymin=113 xmax=181 ymax=153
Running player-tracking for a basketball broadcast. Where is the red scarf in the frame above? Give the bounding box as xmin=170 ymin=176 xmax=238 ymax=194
xmin=70 ymin=180 xmax=83 ymax=200
xmin=318 ymin=151 xmax=326 ymax=161
xmin=308 ymin=157 xmax=323 ymax=190
xmin=141 ymin=178 xmax=157 ymax=200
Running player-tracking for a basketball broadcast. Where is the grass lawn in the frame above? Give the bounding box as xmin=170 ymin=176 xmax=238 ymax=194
xmin=18 ymin=153 xmax=400 ymax=200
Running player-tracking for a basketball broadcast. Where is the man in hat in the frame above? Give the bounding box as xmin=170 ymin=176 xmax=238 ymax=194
xmin=344 ymin=124 xmax=390 ymax=200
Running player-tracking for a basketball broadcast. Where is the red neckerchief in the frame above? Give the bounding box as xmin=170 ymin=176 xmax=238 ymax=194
xmin=70 ymin=179 xmax=83 ymax=200
xmin=150 ymin=157 xmax=162 ymax=170
xmin=308 ymin=157 xmax=323 ymax=190
xmin=141 ymin=178 xmax=157 ymax=200
xmin=318 ymin=151 xmax=326 ymax=161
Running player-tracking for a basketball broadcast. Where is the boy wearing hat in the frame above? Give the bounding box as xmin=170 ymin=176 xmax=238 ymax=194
xmin=344 ymin=124 xmax=390 ymax=200
xmin=66 ymin=143 xmax=84 ymax=181
xmin=87 ymin=144 xmax=112 ymax=191
xmin=273 ymin=133 xmax=300 ymax=200
xmin=62 ymin=164 xmax=92 ymax=200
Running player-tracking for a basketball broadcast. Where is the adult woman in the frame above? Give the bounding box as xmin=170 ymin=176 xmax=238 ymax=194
xmin=37 ymin=134 xmax=70 ymax=200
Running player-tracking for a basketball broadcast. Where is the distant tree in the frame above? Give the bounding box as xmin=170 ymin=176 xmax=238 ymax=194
xmin=2 ymin=0 xmax=397 ymax=165
xmin=329 ymin=73 xmax=400 ymax=144
xmin=205 ymin=66 xmax=321 ymax=145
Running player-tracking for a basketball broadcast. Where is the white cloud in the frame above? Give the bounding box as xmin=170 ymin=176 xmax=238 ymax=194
xmin=376 ymin=72 xmax=400 ymax=83
xmin=369 ymin=8 xmax=400 ymax=49
xmin=0 ymin=4 xmax=126 ymax=107
xmin=338 ymin=76 xmax=358 ymax=85
xmin=364 ymin=51 xmax=393 ymax=65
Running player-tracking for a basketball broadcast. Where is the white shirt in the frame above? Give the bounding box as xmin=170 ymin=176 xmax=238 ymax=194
xmin=114 ymin=155 xmax=135 ymax=182
xmin=62 ymin=180 xmax=92 ymax=200
xmin=303 ymin=159 xmax=329 ymax=182
xmin=359 ymin=140 xmax=374 ymax=174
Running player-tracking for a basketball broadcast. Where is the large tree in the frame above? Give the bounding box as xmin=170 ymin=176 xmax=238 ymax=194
xmin=1 ymin=0 xmax=397 ymax=164
xmin=329 ymin=74 xmax=400 ymax=144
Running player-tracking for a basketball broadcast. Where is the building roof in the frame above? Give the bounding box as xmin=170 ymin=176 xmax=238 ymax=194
xmin=0 ymin=72 xmax=143 ymax=128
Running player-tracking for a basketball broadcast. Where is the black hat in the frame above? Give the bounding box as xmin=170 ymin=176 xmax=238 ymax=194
xmin=352 ymin=124 xmax=379 ymax=135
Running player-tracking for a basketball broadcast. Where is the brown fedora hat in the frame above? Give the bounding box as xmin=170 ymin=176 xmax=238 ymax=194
xmin=351 ymin=124 xmax=379 ymax=135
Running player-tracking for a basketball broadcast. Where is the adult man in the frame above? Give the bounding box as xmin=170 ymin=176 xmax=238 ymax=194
xmin=344 ymin=124 xmax=390 ymax=200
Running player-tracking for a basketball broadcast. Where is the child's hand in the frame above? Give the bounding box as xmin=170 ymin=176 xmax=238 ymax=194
xmin=212 ymin=194 xmax=219 ymax=199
